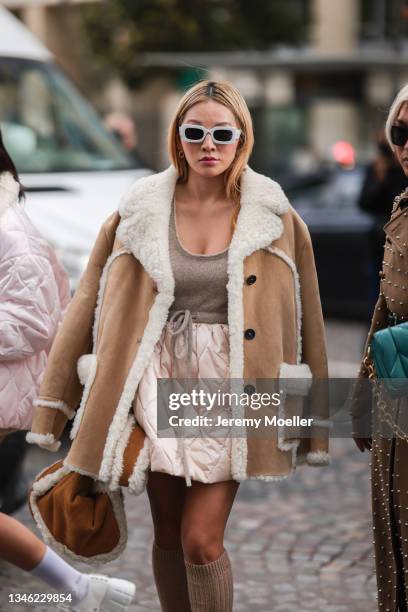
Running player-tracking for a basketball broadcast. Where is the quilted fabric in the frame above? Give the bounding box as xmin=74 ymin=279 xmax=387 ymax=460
xmin=133 ymin=320 xmax=233 ymax=484
xmin=371 ymin=322 xmax=408 ymax=397
xmin=0 ymin=172 xmax=70 ymax=431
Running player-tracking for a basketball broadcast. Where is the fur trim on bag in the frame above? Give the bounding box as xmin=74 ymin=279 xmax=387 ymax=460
xmin=29 ymin=462 xmax=127 ymax=565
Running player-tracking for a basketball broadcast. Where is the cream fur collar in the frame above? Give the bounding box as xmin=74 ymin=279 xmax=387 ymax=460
xmin=117 ymin=164 xmax=290 ymax=295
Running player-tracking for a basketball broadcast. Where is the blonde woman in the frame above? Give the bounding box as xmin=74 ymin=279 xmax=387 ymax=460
xmin=354 ymin=82 xmax=408 ymax=611
xmin=29 ymin=80 xmax=329 ymax=611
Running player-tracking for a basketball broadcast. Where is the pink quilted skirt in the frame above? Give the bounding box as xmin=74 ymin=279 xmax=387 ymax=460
xmin=133 ymin=317 xmax=233 ymax=485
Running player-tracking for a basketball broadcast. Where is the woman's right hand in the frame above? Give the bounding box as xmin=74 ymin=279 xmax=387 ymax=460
xmin=353 ymin=437 xmax=372 ymax=452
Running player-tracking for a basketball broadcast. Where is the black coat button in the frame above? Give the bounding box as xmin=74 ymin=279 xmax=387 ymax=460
xmin=244 ymin=384 xmax=256 ymax=395
xmin=246 ymin=275 xmax=257 ymax=285
xmin=244 ymin=328 xmax=255 ymax=340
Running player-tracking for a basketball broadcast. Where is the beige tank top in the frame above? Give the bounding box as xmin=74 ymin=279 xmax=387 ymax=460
xmin=168 ymin=199 xmax=228 ymax=323
xmin=166 ymin=199 xmax=229 ymax=379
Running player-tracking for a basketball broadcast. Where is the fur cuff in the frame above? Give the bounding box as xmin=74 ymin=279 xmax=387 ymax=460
xmin=279 ymin=362 xmax=313 ymax=396
xmin=306 ymin=450 xmax=330 ymax=466
xmin=33 ymin=399 xmax=75 ymax=420
xmin=26 ymin=432 xmax=61 ymax=452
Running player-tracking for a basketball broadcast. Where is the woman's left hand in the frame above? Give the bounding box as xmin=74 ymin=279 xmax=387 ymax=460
xmin=353 ymin=436 xmax=372 ymax=452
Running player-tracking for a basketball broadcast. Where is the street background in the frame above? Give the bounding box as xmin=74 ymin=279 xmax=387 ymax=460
xmin=0 ymin=320 xmax=377 ymax=612
xmin=3 ymin=0 xmax=408 ymax=312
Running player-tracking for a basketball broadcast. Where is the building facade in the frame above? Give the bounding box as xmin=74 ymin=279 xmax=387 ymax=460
xmin=6 ymin=0 xmax=408 ymax=173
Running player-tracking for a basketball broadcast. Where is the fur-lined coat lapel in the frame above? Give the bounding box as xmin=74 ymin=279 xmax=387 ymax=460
xmin=117 ymin=165 xmax=289 ymax=293
xmin=117 ymin=165 xmax=290 ymax=378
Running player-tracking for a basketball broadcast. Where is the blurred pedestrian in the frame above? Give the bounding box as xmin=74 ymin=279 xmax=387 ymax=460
xmin=353 ymin=84 xmax=408 ymax=610
xmin=358 ymin=129 xmax=408 ymax=306
xmin=29 ymin=79 xmax=328 ymax=612
xmin=104 ymin=111 xmax=143 ymax=166
xmin=0 ymin=131 xmax=70 ymax=436
xmin=0 ymin=129 xmax=136 ymax=612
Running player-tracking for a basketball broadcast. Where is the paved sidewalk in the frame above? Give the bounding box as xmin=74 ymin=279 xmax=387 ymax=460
xmin=0 ymin=320 xmax=377 ymax=612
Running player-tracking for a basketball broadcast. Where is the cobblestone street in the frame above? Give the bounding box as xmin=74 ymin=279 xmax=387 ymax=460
xmin=0 ymin=320 xmax=377 ymax=612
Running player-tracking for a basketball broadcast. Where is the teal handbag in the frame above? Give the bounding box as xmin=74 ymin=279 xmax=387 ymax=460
xmin=370 ymin=321 xmax=408 ymax=398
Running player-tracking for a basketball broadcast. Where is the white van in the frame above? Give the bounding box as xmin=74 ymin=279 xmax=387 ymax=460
xmin=0 ymin=7 xmax=150 ymax=287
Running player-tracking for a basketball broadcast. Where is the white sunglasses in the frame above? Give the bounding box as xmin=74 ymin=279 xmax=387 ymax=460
xmin=179 ymin=124 xmax=241 ymax=144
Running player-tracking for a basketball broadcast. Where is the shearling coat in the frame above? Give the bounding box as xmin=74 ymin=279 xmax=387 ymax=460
xmin=28 ymin=165 xmax=329 ymax=497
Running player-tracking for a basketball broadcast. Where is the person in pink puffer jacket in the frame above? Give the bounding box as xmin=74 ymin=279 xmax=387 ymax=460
xmin=0 ymin=131 xmax=136 ymax=612
xmin=0 ymin=168 xmax=70 ymax=433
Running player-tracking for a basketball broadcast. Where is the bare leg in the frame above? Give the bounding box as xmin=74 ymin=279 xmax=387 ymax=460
xmin=146 ymin=473 xmax=239 ymax=611
xmin=0 ymin=512 xmax=45 ymax=570
xmin=181 ymin=480 xmax=239 ymax=612
xmin=181 ymin=480 xmax=239 ymax=563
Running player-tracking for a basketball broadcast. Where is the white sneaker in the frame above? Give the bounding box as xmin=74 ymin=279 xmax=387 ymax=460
xmin=60 ymin=574 xmax=136 ymax=612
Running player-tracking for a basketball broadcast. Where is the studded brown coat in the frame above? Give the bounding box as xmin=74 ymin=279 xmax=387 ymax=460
xmin=356 ymin=187 xmax=408 ymax=611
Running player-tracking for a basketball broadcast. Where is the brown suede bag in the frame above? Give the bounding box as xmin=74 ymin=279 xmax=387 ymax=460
xmin=28 ymin=425 xmax=146 ymax=562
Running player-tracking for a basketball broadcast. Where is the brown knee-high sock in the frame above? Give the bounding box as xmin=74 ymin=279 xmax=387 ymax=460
xmin=152 ymin=540 xmax=192 ymax=612
xmin=184 ymin=550 xmax=233 ymax=612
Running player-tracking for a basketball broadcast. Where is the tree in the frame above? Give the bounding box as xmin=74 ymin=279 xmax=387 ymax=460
xmin=81 ymin=0 xmax=309 ymax=85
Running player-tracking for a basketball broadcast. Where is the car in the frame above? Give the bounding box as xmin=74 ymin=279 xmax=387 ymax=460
xmin=283 ymin=165 xmax=375 ymax=319
xmin=0 ymin=6 xmax=151 ymax=289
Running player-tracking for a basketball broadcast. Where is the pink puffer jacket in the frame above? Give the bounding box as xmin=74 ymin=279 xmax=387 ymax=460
xmin=0 ymin=172 xmax=70 ymax=431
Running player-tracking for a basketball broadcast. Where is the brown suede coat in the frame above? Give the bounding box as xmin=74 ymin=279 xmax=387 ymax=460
xmin=353 ymin=189 xmax=408 ymax=610
xmin=29 ymin=165 xmax=329 ymax=493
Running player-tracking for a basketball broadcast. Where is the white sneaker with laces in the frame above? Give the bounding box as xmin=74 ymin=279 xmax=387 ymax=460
xmin=59 ymin=574 xmax=136 ymax=612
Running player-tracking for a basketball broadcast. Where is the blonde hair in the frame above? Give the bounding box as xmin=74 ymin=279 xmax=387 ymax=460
xmin=167 ymin=79 xmax=254 ymax=230
xmin=385 ymin=83 xmax=408 ymax=150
